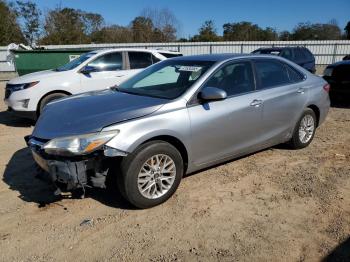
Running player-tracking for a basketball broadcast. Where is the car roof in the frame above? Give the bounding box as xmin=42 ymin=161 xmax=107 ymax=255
xmin=88 ymin=50 xmax=293 ymax=63
xmin=155 ymin=49 xmax=181 ymax=54
xmin=329 ymin=60 xmax=350 ymax=67
xmin=170 ymin=53 xmax=252 ymax=62
xmin=169 ymin=53 xmax=289 ymax=62
xmin=255 ymin=47 xmax=284 ymax=51
xmin=255 ymin=46 xmax=306 ymax=51
xmin=90 ymin=48 xmax=181 ymax=54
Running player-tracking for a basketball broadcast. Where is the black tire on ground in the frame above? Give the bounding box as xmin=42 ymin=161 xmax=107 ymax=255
xmin=289 ymin=108 xmax=317 ymax=149
xmin=117 ymin=140 xmax=184 ymax=209
xmin=39 ymin=93 xmax=68 ymax=115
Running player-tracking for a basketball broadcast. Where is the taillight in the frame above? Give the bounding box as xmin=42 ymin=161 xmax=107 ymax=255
xmin=323 ymin=83 xmax=330 ymax=93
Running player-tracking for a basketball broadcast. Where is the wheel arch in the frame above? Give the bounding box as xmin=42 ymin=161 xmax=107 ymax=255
xmin=140 ymin=135 xmax=189 ymax=173
xmin=306 ymin=104 xmax=320 ymax=127
xmin=36 ymin=90 xmax=72 ymax=116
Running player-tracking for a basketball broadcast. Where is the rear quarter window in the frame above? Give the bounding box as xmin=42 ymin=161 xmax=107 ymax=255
xmin=284 ymin=63 xmax=305 ymax=83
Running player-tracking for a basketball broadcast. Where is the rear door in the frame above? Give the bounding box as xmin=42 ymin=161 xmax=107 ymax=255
xmin=253 ymin=58 xmax=308 ymax=143
xmin=79 ymin=51 xmax=129 ymax=91
xmin=188 ymin=60 xmax=264 ymax=166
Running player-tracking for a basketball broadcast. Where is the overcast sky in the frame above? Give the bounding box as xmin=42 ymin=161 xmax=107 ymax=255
xmin=33 ymin=0 xmax=350 ymax=37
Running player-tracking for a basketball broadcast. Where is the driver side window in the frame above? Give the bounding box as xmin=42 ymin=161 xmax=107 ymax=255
xmin=88 ymin=52 xmax=123 ymax=71
xmin=204 ymin=61 xmax=255 ymax=96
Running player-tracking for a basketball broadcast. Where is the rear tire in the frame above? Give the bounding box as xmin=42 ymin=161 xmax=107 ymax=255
xmin=117 ymin=141 xmax=184 ymax=209
xmin=38 ymin=92 xmax=68 ymax=115
xmin=289 ymin=108 xmax=316 ymax=149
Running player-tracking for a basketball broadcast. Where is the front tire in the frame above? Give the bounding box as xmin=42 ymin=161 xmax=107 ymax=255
xmin=38 ymin=92 xmax=68 ymax=115
xmin=117 ymin=141 xmax=184 ymax=209
xmin=289 ymin=108 xmax=316 ymax=149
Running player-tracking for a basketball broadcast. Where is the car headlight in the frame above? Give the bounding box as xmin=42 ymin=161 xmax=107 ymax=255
xmin=323 ymin=67 xmax=333 ymax=77
xmin=43 ymin=130 xmax=119 ymax=156
xmin=10 ymin=81 xmax=40 ymax=91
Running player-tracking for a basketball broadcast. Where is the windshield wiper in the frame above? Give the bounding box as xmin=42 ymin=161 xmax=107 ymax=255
xmin=110 ymin=86 xmax=169 ymax=99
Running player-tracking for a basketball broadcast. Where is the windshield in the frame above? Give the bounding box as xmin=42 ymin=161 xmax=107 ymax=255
xmin=117 ymin=60 xmax=215 ymax=99
xmin=55 ymin=52 xmax=96 ymax=71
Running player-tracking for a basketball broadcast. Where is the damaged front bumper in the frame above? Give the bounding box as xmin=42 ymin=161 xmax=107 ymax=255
xmin=25 ymin=136 xmax=125 ymax=192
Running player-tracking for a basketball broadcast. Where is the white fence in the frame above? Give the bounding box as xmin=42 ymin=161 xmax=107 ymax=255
xmin=1 ymin=40 xmax=350 ymax=73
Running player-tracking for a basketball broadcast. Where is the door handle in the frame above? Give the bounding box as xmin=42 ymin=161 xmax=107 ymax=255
xmin=115 ymin=75 xmax=125 ymax=77
xmin=250 ymin=99 xmax=263 ymax=107
xmin=297 ymin=88 xmax=305 ymax=94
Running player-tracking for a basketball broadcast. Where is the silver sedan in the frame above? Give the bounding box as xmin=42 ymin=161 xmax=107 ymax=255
xmin=27 ymin=54 xmax=330 ymax=208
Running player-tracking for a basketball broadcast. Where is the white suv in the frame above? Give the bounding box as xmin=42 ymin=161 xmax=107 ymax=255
xmin=4 ymin=48 xmax=182 ymax=119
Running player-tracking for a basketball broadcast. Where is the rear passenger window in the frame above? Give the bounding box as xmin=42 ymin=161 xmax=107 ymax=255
xmin=285 ymin=64 xmax=304 ymax=83
xmin=129 ymin=52 xmax=153 ymax=69
xmin=295 ymin=49 xmax=307 ymax=62
xmin=254 ymin=60 xmax=290 ymax=89
xmin=280 ymin=49 xmax=293 ymax=60
xmin=204 ymin=61 xmax=255 ymax=96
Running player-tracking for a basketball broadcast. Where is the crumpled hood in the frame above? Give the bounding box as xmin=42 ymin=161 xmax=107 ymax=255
xmin=33 ymin=89 xmax=167 ymax=139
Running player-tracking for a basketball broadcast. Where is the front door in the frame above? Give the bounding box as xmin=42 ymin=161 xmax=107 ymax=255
xmin=79 ymin=52 xmax=130 ymax=92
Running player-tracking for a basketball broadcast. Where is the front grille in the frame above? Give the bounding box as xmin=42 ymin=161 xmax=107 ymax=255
xmin=5 ymin=88 xmax=11 ymax=99
xmin=4 ymin=83 xmax=13 ymax=99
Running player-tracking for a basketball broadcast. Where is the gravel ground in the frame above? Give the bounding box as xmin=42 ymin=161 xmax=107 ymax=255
xmin=0 ymin=81 xmax=349 ymax=262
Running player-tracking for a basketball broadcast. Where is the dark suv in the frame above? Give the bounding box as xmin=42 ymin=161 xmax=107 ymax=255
xmin=252 ymin=47 xmax=316 ymax=73
xmin=323 ymin=60 xmax=350 ymax=99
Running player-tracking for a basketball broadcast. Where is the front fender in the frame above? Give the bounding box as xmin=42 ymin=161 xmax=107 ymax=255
xmin=104 ymin=107 xmax=192 ymax=158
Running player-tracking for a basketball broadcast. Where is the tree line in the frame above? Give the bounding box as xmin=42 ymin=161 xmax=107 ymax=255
xmin=0 ymin=0 xmax=349 ymax=46
xmin=190 ymin=20 xmax=350 ymax=42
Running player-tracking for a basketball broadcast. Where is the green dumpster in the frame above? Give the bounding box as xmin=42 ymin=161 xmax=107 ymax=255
xmin=12 ymin=49 xmax=93 ymax=76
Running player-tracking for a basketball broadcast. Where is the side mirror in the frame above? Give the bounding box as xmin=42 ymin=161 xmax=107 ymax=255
xmin=198 ymin=86 xmax=227 ymax=102
xmin=80 ymin=65 xmax=97 ymax=74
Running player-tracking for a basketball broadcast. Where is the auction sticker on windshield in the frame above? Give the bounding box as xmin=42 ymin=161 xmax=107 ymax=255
xmin=178 ymin=66 xmax=202 ymax=72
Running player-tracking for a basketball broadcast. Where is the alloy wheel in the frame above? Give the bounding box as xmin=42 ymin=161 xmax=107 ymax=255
xmin=137 ymin=154 xmax=176 ymax=199
xmin=298 ymin=114 xmax=315 ymax=144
